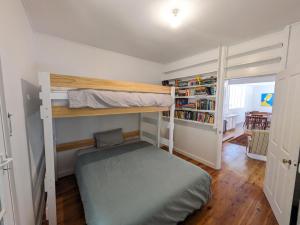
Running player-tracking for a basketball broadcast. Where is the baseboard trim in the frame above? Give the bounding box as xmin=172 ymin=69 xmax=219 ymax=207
xmin=174 ymin=146 xmax=217 ymax=169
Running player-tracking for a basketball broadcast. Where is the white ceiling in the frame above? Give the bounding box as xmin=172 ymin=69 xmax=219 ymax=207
xmin=22 ymin=0 xmax=300 ymax=63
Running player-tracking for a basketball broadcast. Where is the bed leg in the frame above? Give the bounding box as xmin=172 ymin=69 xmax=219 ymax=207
xmin=169 ymin=87 xmax=175 ymax=154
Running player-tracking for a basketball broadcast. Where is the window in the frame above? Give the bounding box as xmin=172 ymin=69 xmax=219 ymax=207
xmin=229 ymin=84 xmax=246 ymax=109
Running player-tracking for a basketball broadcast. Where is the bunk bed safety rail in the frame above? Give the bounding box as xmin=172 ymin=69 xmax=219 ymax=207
xmin=140 ymin=112 xmax=174 ymax=150
xmin=139 ymin=87 xmax=175 ymax=153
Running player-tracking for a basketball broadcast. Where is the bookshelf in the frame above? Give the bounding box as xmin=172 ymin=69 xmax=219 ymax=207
xmin=175 ymin=95 xmax=216 ymax=99
xmin=162 ymin=116 xmax=215 ymax=127
xmin=162 ymin=75 xmax=218 ymax=126
xmin=175 ymin=83 xmax=216 ymax=89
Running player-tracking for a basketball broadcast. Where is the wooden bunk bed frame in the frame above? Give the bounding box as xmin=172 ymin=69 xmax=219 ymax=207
xmin=39 ymin=72 xmax=175 ymax=225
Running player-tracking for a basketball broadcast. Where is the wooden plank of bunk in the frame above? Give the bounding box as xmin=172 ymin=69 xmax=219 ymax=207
xmin=52 ymin=106 xmax=169 ymax=118
xmin=56 ymin=130 xmax=140 ymax=152
xmin=50 ymin=74 xmax=171 ymax=94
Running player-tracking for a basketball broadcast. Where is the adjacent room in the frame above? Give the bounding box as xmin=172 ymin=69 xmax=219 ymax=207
xmin=223 ymin=76 xmax=275 ymax=161
xmin=0 ymin=1 xmax=300 ymax=225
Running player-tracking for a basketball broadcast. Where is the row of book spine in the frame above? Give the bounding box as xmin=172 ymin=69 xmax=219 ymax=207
xmin=175 ymin=111 xmax=215 ymax=124
xmin=175 ymin=99 xmax=215 ymax=110
xmin=197 ymin=99 xmax=216 ymax=110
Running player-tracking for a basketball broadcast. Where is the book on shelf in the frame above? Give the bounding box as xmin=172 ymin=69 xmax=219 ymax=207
xmin=175 ymin=76 xmax=217 ymax=88
xmin=174 ymin=110 xmax=215 ymax=124
xmin=163 ymin=75 xmax=217 ymax=126
xmin=175 ymin=98 xmax=215 ymax=111
xmin=200 ymin=76 xmax=217 ymax=85
xmin=197 ymin=99 xmax=216 ymax=110
xmin=175 ymin=86 xmax=216 ymax=97
xmin=175 ymin=99 xmax=196 ymax=109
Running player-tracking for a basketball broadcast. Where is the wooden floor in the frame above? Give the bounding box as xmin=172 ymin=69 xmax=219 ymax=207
xmin=223 ymin=122 xmax=244 ymax=142
xmin=46 ymin=142 xmax=278 ymax=225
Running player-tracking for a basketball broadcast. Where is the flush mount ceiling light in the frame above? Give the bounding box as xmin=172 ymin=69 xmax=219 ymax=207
xmin=154 ymin=0 xmax=195 ymax=29
xmin=170 ymin=8 xmax=181 ymax=28
xmin=165 ymin=0 xmax=192 ymax=29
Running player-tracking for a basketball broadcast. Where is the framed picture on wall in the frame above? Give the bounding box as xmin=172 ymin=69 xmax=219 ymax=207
xmin=261 ymin=93 xmax=274 ymax=107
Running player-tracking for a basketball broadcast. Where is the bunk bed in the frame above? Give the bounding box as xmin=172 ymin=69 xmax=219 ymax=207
xmin=39 ymin=73 xmax=211 ymax=225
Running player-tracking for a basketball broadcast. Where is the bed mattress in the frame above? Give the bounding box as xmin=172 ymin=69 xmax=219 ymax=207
xmin=68 ymin=89 xmax=173 ymax=108
xmin=75 ymin=141 xmax=211 ymax=225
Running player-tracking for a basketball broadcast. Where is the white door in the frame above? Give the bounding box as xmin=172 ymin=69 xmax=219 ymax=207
xmin=0 ymin=59 xmax=15 ymax=225
xmin=264 ymin=65 xmax=300 ymax=225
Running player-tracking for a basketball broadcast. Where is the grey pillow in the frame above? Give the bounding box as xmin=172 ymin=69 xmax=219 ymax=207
xmin=94 ymin=128 xmax=124 ymax=148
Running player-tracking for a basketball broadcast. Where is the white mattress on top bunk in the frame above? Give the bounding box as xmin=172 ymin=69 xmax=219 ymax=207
xmin=51 ymin=89 xmax=173 ymax=108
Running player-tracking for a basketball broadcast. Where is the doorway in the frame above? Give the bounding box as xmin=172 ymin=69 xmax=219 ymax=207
xmin=222 ymin=75 xmax=275 ymax=163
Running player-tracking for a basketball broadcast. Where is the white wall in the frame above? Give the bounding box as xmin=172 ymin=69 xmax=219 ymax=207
xmin=0 ymin=0 xmax=37 ymax=224
xmin=35 ymin=33 xmax=163 ymax=83
xmin=35 ymin=33 xmax=164 ymax=177
xmin=171 ymin=122 xmax=218 ymax=168
xmin=250 ymin=84 xmax=275 ymax=113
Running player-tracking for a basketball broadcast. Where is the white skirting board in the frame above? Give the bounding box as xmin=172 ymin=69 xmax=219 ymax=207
xmin=174 ymin=146 xmax=216 ymax=169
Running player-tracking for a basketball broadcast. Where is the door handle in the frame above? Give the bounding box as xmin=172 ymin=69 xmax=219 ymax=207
xmin=282 ymin=159 xmax=292 ymax=165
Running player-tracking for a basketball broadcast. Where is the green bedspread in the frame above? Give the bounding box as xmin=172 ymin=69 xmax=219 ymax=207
xmin=75 ymin=141 xmax=211 ymax=225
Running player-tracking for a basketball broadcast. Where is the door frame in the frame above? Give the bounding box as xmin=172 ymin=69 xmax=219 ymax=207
xmin=0 ymin=57 xmax=17 ymax=225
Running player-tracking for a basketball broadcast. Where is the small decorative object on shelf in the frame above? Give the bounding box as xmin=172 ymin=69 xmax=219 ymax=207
xmin=163 ymin=74 xmax=218 ymax=126
xmin=161 ymin=80 xmax=170 ymax=86
xmin=175 ymin=76 xmax=216 ymax=88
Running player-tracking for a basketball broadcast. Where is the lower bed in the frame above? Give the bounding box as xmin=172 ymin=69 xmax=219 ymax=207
xmin=75 ymin=141 xmax=211 ymax=225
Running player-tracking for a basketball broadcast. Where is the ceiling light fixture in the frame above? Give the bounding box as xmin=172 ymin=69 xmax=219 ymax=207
xmin=155 ymin=0 xmax=194 ymax=29
xmin=170 ymin=8 xmax=181 ymax=28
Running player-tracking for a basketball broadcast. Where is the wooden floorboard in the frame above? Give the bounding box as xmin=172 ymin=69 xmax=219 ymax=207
xmin=43 ymin=142 xmax=278 ymax=225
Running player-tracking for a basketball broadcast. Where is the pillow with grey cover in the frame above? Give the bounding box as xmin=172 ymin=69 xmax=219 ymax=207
xmin=94 ymin=128 xmax=124 ymax=148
